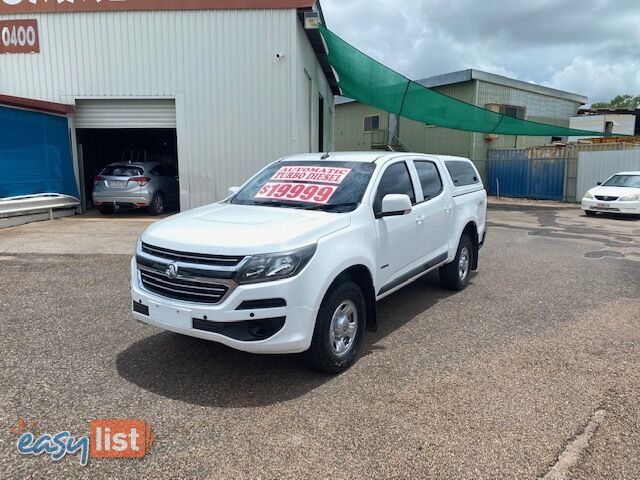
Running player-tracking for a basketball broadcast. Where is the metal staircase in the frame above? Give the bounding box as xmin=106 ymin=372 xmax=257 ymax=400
xmin=368 ymin=129 xmax=409 ymax=152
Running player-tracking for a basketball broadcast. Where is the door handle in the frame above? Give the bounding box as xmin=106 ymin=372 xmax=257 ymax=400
xmin=445 ymin=205 xmax=452 ymax=214
xmin=416 ymin=215 xmax=425 ymax=225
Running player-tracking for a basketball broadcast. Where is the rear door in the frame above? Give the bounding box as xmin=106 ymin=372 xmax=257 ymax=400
xmin=372 ymin=160 xmax=422 ymax=293
xmin=409 ymin=158 xmax=452 ymax=261
xmin=96 ymin=165 xmax=144 ymax=197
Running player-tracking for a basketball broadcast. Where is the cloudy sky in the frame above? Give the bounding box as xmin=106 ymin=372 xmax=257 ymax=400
xmin=321 ymin=0 xmax=640 ymax=104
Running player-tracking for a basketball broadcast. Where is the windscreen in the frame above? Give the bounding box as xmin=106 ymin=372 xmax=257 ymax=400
xmin=101 ymin=165 xmax=144 ymax=177
xmin=602 ymin=175 xmax=640 ymax=188
xmin=230 ymin=161 xmax=376 ymax=212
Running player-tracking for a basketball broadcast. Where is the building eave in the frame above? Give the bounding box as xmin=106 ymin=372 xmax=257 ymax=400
xmin=0 ymin=94 xmax=74 ymax=115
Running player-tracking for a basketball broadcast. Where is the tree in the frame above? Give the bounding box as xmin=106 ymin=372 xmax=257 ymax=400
xmin=592 ymin=94 xmax=640 ymax=109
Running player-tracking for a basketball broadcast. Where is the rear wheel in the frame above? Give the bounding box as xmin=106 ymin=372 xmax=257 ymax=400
xmin=97 ymin=206 xmax=113 ymax=215
xmin=585 ymin=210 xmax=597 ymax=217
xmin=439 ymin=235 xmax=473 ymax=291
xmin=148 ymin=192 xmax=165 ymax=216
xmin=305 ymin=281 xmax=365 ymax=374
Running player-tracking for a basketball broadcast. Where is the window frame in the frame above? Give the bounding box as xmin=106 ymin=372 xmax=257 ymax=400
xmin=371 ymin=160 xmax=418 ymax=218
xmin=363 ymin=114 xmax=381 ymax=132
xmin=411 ymin=159 xmax=445 ymax=204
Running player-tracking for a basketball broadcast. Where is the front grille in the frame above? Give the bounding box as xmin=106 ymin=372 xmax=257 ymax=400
xmin=141 ymin=242 xmax=245 ymax=267
xmin=139 ymin=268 xmax=230 ymax=304
xmin=595 ymin=195 xmax=618 ymax=202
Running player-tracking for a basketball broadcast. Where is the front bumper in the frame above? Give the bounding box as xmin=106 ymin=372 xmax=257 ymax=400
xmin=130 ymin=258 xmax=318 ymax=354
xmin=581 ymin=198 xmax=640 ymax=214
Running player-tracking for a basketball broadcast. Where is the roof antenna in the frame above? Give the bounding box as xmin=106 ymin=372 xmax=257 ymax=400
xmin=321 ymin=153 xmax=330 ymax=160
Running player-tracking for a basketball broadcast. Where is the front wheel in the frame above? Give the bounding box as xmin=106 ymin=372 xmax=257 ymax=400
xmin=439 ymin=235 xmax=473 ymax=291
xmin=305 ymin=281 xmax=366 ymax=374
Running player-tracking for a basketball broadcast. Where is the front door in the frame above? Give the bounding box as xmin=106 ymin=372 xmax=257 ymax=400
xmin=373 ymin=160 xmax=421 ymax=293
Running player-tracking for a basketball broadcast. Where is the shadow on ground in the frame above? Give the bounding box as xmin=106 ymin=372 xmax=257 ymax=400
xmin=116 ymin=272 xmax=457 ymax=408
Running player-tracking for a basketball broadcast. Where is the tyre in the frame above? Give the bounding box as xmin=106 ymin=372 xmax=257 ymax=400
xmin=439 ymin=235 xmax=473 ymax=291
xmin=305 ymin=281 xmax=366 ymax=374
xmin=148 ymin=192 xmax=165 ymax=216
xmin=585 ymin=210 xmax=597 ymax=217
xmin=97 ymin=206 xmax=113 ymax=215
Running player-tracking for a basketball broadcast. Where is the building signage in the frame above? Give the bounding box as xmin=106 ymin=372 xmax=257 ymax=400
xmin=0 ymin=0 xmax=312 ymax=14
xmin=0 ymin=20 xmax=39 ymax=54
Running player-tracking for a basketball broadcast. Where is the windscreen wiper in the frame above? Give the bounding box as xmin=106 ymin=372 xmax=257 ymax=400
xmin=305 ymin=202 xmax=359 ymax=212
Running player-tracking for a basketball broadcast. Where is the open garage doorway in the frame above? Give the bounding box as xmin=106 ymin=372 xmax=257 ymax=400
xmin=74 ymin=99 xmax=179 ymax=214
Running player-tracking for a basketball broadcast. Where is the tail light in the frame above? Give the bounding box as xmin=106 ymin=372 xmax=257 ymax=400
xmin=131 ymin=176 xmax=151 ymax=187
xmin=94 ymin=175 xmax=105 ymax=186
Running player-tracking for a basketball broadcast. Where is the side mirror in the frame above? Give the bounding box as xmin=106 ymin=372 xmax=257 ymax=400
xmin=228 ymin=186 xmax=240 ymax=196
xmin=597 ymin=182 xmax=602 ymax=186
xmin=379 ymin=194 xmax=412 ymax=218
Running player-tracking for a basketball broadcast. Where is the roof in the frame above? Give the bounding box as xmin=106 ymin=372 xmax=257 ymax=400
xmin=0 ymin=94 xmax=74 ymax=115
xmin=0 ymin=1 xmax=315 ymax=14
xmin=417 ymin=69 xmax=588 ymax=104
xmin=338 ymin=68 xmax=588 ymax=106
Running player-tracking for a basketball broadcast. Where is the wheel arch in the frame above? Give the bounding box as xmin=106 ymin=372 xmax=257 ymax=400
xmin=327 ymin=264 xmax=377 ymax=332
xmin=460 ymin=221 xmax=479 ymax=270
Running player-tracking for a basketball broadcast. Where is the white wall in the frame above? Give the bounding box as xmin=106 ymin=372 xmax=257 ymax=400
xmin=576 ymin=149 xmax=640 ymax=200
xmin=569 ymin=114 xmax=636 ymax=142
xmin=0 ymin=9 xmax=334 ymax=209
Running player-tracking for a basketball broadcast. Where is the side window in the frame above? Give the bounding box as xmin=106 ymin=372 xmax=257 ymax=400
xmin=445 ymin=161 xmax=480 ymax=187
xmin=414 ymin=161 xmax=443 ymax=201
xmin=373 ymin=162 xmax=416 ymax=213
xmin=364 ymin=114 xmax=380 ymax=132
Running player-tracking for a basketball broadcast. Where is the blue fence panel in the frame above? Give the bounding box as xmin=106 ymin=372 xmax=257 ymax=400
xmin=0 ymin=106 xmax=78 ymax=199
xmin=527 ymin=158 xmax=565 ymax=200
xmin=487 ymin=149 xmax=565 ymax=200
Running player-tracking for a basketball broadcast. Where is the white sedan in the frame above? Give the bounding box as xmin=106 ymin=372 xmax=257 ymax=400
xmin=581 ymin=171 xmax=640 ymax=216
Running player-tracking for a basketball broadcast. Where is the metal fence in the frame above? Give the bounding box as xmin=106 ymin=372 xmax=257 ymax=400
xmin=488 ymin=142 xmax=640 ymax=202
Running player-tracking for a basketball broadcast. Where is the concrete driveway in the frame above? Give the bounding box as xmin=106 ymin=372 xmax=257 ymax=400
xmin=0 ymin=205 xmax=638 ymax=479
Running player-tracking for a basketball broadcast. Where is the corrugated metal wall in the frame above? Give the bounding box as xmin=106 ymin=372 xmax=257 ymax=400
xmin=487 ymin=149 xmax=565 ymax=200
xmin=0 ymin=10 xmax=334 ymax=209
xmin=577 ymin=149 xmax=640 ymax=200
xmin=489 ymin=142 xmax=640 ymax=201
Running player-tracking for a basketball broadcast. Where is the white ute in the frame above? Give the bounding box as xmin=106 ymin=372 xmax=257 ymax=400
xmin=131 ymin=152 xmax=487 ymax=373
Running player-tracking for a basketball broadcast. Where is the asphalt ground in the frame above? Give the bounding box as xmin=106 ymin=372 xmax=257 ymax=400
xmin=0 ymin=205 xmax=638 ymax=479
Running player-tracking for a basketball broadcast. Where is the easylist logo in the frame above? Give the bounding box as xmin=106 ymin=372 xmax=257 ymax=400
xmin=12 ymin=418 xmax=155 ymax=466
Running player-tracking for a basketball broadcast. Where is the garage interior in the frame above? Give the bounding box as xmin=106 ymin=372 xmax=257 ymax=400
xmin=77 ymin=128 xmax=178 ymax=210
xmin=73 ymin=99 xmax=179 ymax=212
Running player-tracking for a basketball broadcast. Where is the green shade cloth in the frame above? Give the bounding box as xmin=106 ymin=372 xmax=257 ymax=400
xmin=319 ymin=25 xmax=606 ymax=137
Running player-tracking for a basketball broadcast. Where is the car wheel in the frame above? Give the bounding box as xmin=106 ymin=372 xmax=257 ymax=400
xmin=585 ymin=210 xmax=597 ymax=217
xmin=305 ymin=281 xmax=366 ymax=374
xmin=97 ymin=206 xmax=113 ymax=215
xmin=148 ymin=193 xmax=165 ymax=216
xmin=439 ymin=235 xmax=473 ymax=291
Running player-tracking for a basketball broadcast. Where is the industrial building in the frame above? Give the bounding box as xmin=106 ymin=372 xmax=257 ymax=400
xmin=0 ymin=0 xmax=337 ymax=218
xmin=335 ymin=69 xmax=588 ymax=178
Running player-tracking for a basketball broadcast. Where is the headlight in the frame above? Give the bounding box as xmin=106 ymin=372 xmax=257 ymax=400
xmin=583 ymin=192 xmax=594 ymax=199
xmin=619 ymin=195 xmax=640 ymax=202
xmin=236 ymin=245 xmax=317 ymax=284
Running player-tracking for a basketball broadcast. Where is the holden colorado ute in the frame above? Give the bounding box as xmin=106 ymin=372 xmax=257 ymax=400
xmin=131 ymin=152 xmax=487 ymax=373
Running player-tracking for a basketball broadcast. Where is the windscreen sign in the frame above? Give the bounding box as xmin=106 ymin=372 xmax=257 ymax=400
xmin=255 ymin=166 xmax=352 ymax=205
xmin=0 ymin=20 xmax=39 ymax=54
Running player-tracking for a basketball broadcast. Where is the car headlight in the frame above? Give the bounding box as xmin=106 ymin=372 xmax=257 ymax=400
xmin=619 ymin=195 xmax=640 ymax=202
xmin=583 ymin=192 xmax=594 ymax=199
xmin=236 ymin=245 xmax=317 ymax=284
